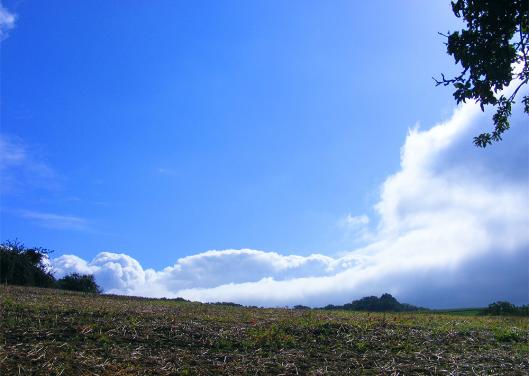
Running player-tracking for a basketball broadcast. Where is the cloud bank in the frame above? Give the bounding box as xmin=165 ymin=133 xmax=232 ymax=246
xmin=51 ymin=98 xmax=529 ymax=308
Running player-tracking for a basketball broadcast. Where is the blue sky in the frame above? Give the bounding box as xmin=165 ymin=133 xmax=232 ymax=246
xmin=1 ymin=2 xmax=527 ymax=307
xmin=1 ymin=1 xmax=462 ymax=268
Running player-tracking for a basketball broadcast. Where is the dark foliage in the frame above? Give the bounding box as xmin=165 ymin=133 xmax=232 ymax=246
xmin=323 ymin=293 xmax=425 ymax=312
xmin=481 ymin=301 xmax=529 ymax=316
xmin=1 ymin=240 xmax=101 ymax=294
xmin=56 ymin=273 xmax=102 ymax=294
xmin=435 ymin=0 xmax=528 ymax=147
xmin=207 ymin=301 xmax=243 ymax=307
xmin=293 ymin=305 xmax=311 ymax=310
xmin=0 ymin=240 xmax=56 ymax=288
xmin=159 ymin=297 xmax=189 ymax=302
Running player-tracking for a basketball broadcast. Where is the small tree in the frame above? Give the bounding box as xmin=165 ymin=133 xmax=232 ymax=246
xmin=56 ymin=273 xmax=102 ymax=294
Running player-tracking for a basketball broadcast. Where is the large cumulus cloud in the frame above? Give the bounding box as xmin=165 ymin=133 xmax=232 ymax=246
xmin=51 ymin=96 xmax=529 ymax=308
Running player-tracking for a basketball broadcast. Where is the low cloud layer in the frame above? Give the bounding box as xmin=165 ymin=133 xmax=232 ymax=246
xmin=51 ymin=98 xmax=529 ymax=308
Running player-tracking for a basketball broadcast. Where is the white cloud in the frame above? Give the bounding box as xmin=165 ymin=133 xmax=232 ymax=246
xmin=0 ymin=136 xmax=26 ymax=167
xmin=50 ymin=95 xmax=529 ymax=308
xmin=18 ymin=210 xmax=89 ymax=231
xmin=0 ymin=4 xmax=15 ymax=41
xmin=0 ymin=135 xmax=88 ymax=232
xmin=338 ymin=214 xmax=372 ymax=243
xmin=341 ymin=214 xmax=369 ymax=228
xmin=157 ymin=167 xmax=177 ymax=176
xmin=52 ymin=249 xmax=339 ymax=297
xmin=0 ymin=134 xmax=56 ymax=193
xmin=53 ymin=252 xmax=149 ymax=294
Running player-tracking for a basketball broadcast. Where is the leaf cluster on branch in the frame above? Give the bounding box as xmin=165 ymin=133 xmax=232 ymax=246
xmin=435 ymin=0 xmax=528 ymax=147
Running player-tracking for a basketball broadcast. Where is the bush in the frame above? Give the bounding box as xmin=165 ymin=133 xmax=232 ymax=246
xmin=56 ymin=273 xmax=102 ymax=294
xmin=293 ymin=305 xmax=311 ymax=310
xmin=323 ymin=293 xmax=424 ymax=312
xmin=481 ymin=301 xmax=529 ymax=316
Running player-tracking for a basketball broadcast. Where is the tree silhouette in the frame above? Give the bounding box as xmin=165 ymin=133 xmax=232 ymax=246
xmin=435 ymin=0 xmax=528 ymax=147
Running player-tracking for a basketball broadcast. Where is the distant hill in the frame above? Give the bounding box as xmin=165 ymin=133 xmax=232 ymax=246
xmin=322 ymin=293 xmax=425 ymax=312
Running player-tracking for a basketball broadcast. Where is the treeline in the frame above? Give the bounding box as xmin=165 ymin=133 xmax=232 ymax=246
xmin=480 ymin=301 xmax=529 ymax=317
xmin=320 ymin=294 xmax=528 ymax=316
xmin=322 ymin=293 xmax=425 ymax=312
xmin=0 ymin=240 xmax=101 ymax=294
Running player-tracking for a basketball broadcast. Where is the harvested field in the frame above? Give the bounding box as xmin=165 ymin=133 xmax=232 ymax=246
xmin=1 ymin=285 xmax=528 ymax=375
